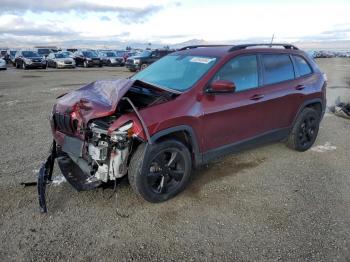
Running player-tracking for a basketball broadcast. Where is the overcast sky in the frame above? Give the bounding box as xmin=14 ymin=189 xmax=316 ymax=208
xmin=0 ymin=0 xmax=349 ymax=47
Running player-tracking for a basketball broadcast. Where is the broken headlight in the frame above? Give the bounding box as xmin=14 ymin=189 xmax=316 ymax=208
xmin=110 ymin=121 xmax=133 ymax=142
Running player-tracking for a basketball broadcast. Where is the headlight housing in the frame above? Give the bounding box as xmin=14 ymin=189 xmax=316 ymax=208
xmin=110 ymin=122 xmax=133 ymax=142
xmin=24 ymin=58 xmax=32 ymax=64
xmin=134 ymin=59 xmax=140 ymax=64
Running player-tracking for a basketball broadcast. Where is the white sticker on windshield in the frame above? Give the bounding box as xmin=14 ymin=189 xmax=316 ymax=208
xmin=190 ymin=57 xmax=216 ymax=64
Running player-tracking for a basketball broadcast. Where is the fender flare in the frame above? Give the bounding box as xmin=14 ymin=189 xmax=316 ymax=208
xmin=148 ymin=125 xmax=203 ymax=167
xmin=292 ymin=98 xmax=324 ymax=127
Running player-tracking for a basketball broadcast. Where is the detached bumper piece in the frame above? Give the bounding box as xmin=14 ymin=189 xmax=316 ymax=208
xmin=57 ymin=153 xmax=102 ymax=191
xmin=37 ymin=140 xmax=56 ymax=213
xmin=37 ymin=140 xmax=102 ymax=213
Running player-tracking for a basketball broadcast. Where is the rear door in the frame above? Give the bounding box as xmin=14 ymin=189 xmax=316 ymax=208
xmin=258 ymin=53 xmax=302 ymax=130
xmin=75 ymin=51 xmax=83 ymax=66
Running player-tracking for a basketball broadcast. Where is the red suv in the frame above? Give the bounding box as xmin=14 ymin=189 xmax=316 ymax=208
xmin=38 ymin=44 xmax=327 ymax=212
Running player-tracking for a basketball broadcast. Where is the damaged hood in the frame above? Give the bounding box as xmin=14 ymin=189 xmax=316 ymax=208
xmin=55 ymin=79 xmax=135 ymax=123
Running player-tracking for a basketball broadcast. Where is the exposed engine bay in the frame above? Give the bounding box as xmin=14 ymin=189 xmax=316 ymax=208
xmin=38 ymin=80 xmax=177 ymax=212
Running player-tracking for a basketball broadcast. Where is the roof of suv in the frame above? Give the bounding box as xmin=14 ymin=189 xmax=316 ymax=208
xmin=176 ymin=43 xmax=301 ymax=58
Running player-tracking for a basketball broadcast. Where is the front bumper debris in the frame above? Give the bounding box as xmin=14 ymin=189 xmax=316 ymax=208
xmin=37 ymin=140 xmax=56 ymax=213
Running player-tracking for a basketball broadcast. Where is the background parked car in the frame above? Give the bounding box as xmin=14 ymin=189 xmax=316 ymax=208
xmin=100 ymin=51 xmax=125 ymax=66
xmin=59 ymin=51 xmax=74 ymax=58
xmin=5 ymin=50 xmax=17 ymax=65
xmin=46 ymin=52 xmax=76 ymax=69
xmin=36 ymin=48 xmax=53 ymax=58
xmin=14 ymin=50 xmax=47 ymax=69
xmin=115 ymin=50 xmax=130 ymax=62
xmin=0 ymin=49 xmax=7 ymax=58
xmin=73 ymin=50 xmax=102 ymax=67
xmin=126 ymin=49 xmax=174 ymax=71
xmin=0 ymin=58 xmax=6 ymax=70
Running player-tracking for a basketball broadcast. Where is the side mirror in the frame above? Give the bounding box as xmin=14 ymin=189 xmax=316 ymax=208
xmin=207 ymin=80 xmax=236 ymax=93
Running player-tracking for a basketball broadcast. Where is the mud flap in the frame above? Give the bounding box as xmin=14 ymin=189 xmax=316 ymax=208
xmin=37 ymin=140 xmax=56 ymax=213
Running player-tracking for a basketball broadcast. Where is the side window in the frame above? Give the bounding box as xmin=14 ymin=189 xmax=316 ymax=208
xmin=213 ymin=55 xmax=259 ymax=92
xmin=262 ymin=54 xmax=294 ymax=85
xmin=294 ymin=55 xmax=312 ymax=76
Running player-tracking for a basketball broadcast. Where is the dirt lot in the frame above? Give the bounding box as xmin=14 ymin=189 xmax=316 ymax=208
xmin=0 ymin=59 xmax=349 ymax=261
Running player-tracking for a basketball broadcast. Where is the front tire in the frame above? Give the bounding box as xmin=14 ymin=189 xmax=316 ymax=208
xmin=83 ymin=61 xmax=88 ymax=68
xmin=140 ymin=63 xmax=148 ymax=70
xmin=22 ymin=62 xmax=27 ymax=70
xmin=286 ymin=108 xmax=320 ymax=151
xmin=128 ymin=140 xmax=192 ymax=203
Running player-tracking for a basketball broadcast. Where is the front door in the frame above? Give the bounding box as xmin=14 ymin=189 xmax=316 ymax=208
xmin=201 ymin=54 xmax=269 ymax=152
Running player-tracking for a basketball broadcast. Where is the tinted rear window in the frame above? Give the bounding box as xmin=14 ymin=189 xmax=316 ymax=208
xmin=262 ymin=54 xmax=294 ymax=85
xmin=294 ymin=55 xmax=312 ymax=76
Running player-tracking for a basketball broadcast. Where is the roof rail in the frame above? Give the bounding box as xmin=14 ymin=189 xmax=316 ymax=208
xmin=179 ymin=45 xmax=231 ymax=51
xmin=229 ymin=43 xmax=299 ymax=51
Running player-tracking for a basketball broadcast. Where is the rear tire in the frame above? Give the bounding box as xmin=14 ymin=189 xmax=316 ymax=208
xmin=286 ymin=108 xmax=320 ymax=151
xmin=128 ymin=140 xmax=192 ymax=203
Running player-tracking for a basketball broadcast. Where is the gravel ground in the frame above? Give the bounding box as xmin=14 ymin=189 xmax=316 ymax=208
xmin=0 ymin=59 xmax=349 ymax=261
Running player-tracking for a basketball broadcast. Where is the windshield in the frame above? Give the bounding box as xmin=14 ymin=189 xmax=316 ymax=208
xmin=105 ymin=52 xmax=116 ymax=57
xmin=22 ymin=51 xmax=41 ymax=58
xmin=139 ymin=50 xmax=151 ymax=57
xmin=83 ymin=51 xmax=98 ymax=58
xmin=10 ymin=51 xmax=16 ymax=56
xmin=132 ymin=54 xmax=217 ymax=92
xmin=37 ymin=49 xmax=50 ymax=55
xmin=115 ymin=51 xmax=125 ymax=56
xmin=55 ymin=53 xmax=69 ymax=58
xmin=61 ymin=51 xmax=72 ymax=56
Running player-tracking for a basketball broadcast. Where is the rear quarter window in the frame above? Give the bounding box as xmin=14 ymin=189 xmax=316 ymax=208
xmin=293 ymin=55 xmax=313 ymax=76
xmin=262 ymin=54 xmax=295 ymax=85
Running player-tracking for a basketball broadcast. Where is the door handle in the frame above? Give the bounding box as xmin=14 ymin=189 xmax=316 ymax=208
xmin=250 ymin=94 xmax=264 ymax=100
xmin=295 ymin=84 xmax=306 ymax=90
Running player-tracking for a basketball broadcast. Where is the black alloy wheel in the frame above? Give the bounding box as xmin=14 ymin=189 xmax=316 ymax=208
xmin=286 ymin=108 xmax=320 ymax=151
xmin=298 ymin=115 xmax=317 ymax=148
xmin=147 ymin=149 xmax=186 ymax=194
xmin=129 ymin=140 xmax=192 ymax=202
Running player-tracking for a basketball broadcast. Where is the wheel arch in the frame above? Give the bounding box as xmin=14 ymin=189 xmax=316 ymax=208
xmin=149 ymin=125 xmax=202 ymax=168
xmin=292 ymin=98 xmax=324 ymax=127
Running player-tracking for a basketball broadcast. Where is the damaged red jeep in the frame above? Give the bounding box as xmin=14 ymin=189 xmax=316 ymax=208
xmin=38 ymin=44 xmax=327 ymax=212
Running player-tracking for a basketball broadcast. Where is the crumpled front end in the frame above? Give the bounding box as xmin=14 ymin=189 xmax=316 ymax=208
xmin=55 ymin=118 xmax=134 ymax=191
xmin=37 ymin=78 xmax=176 ymax=212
